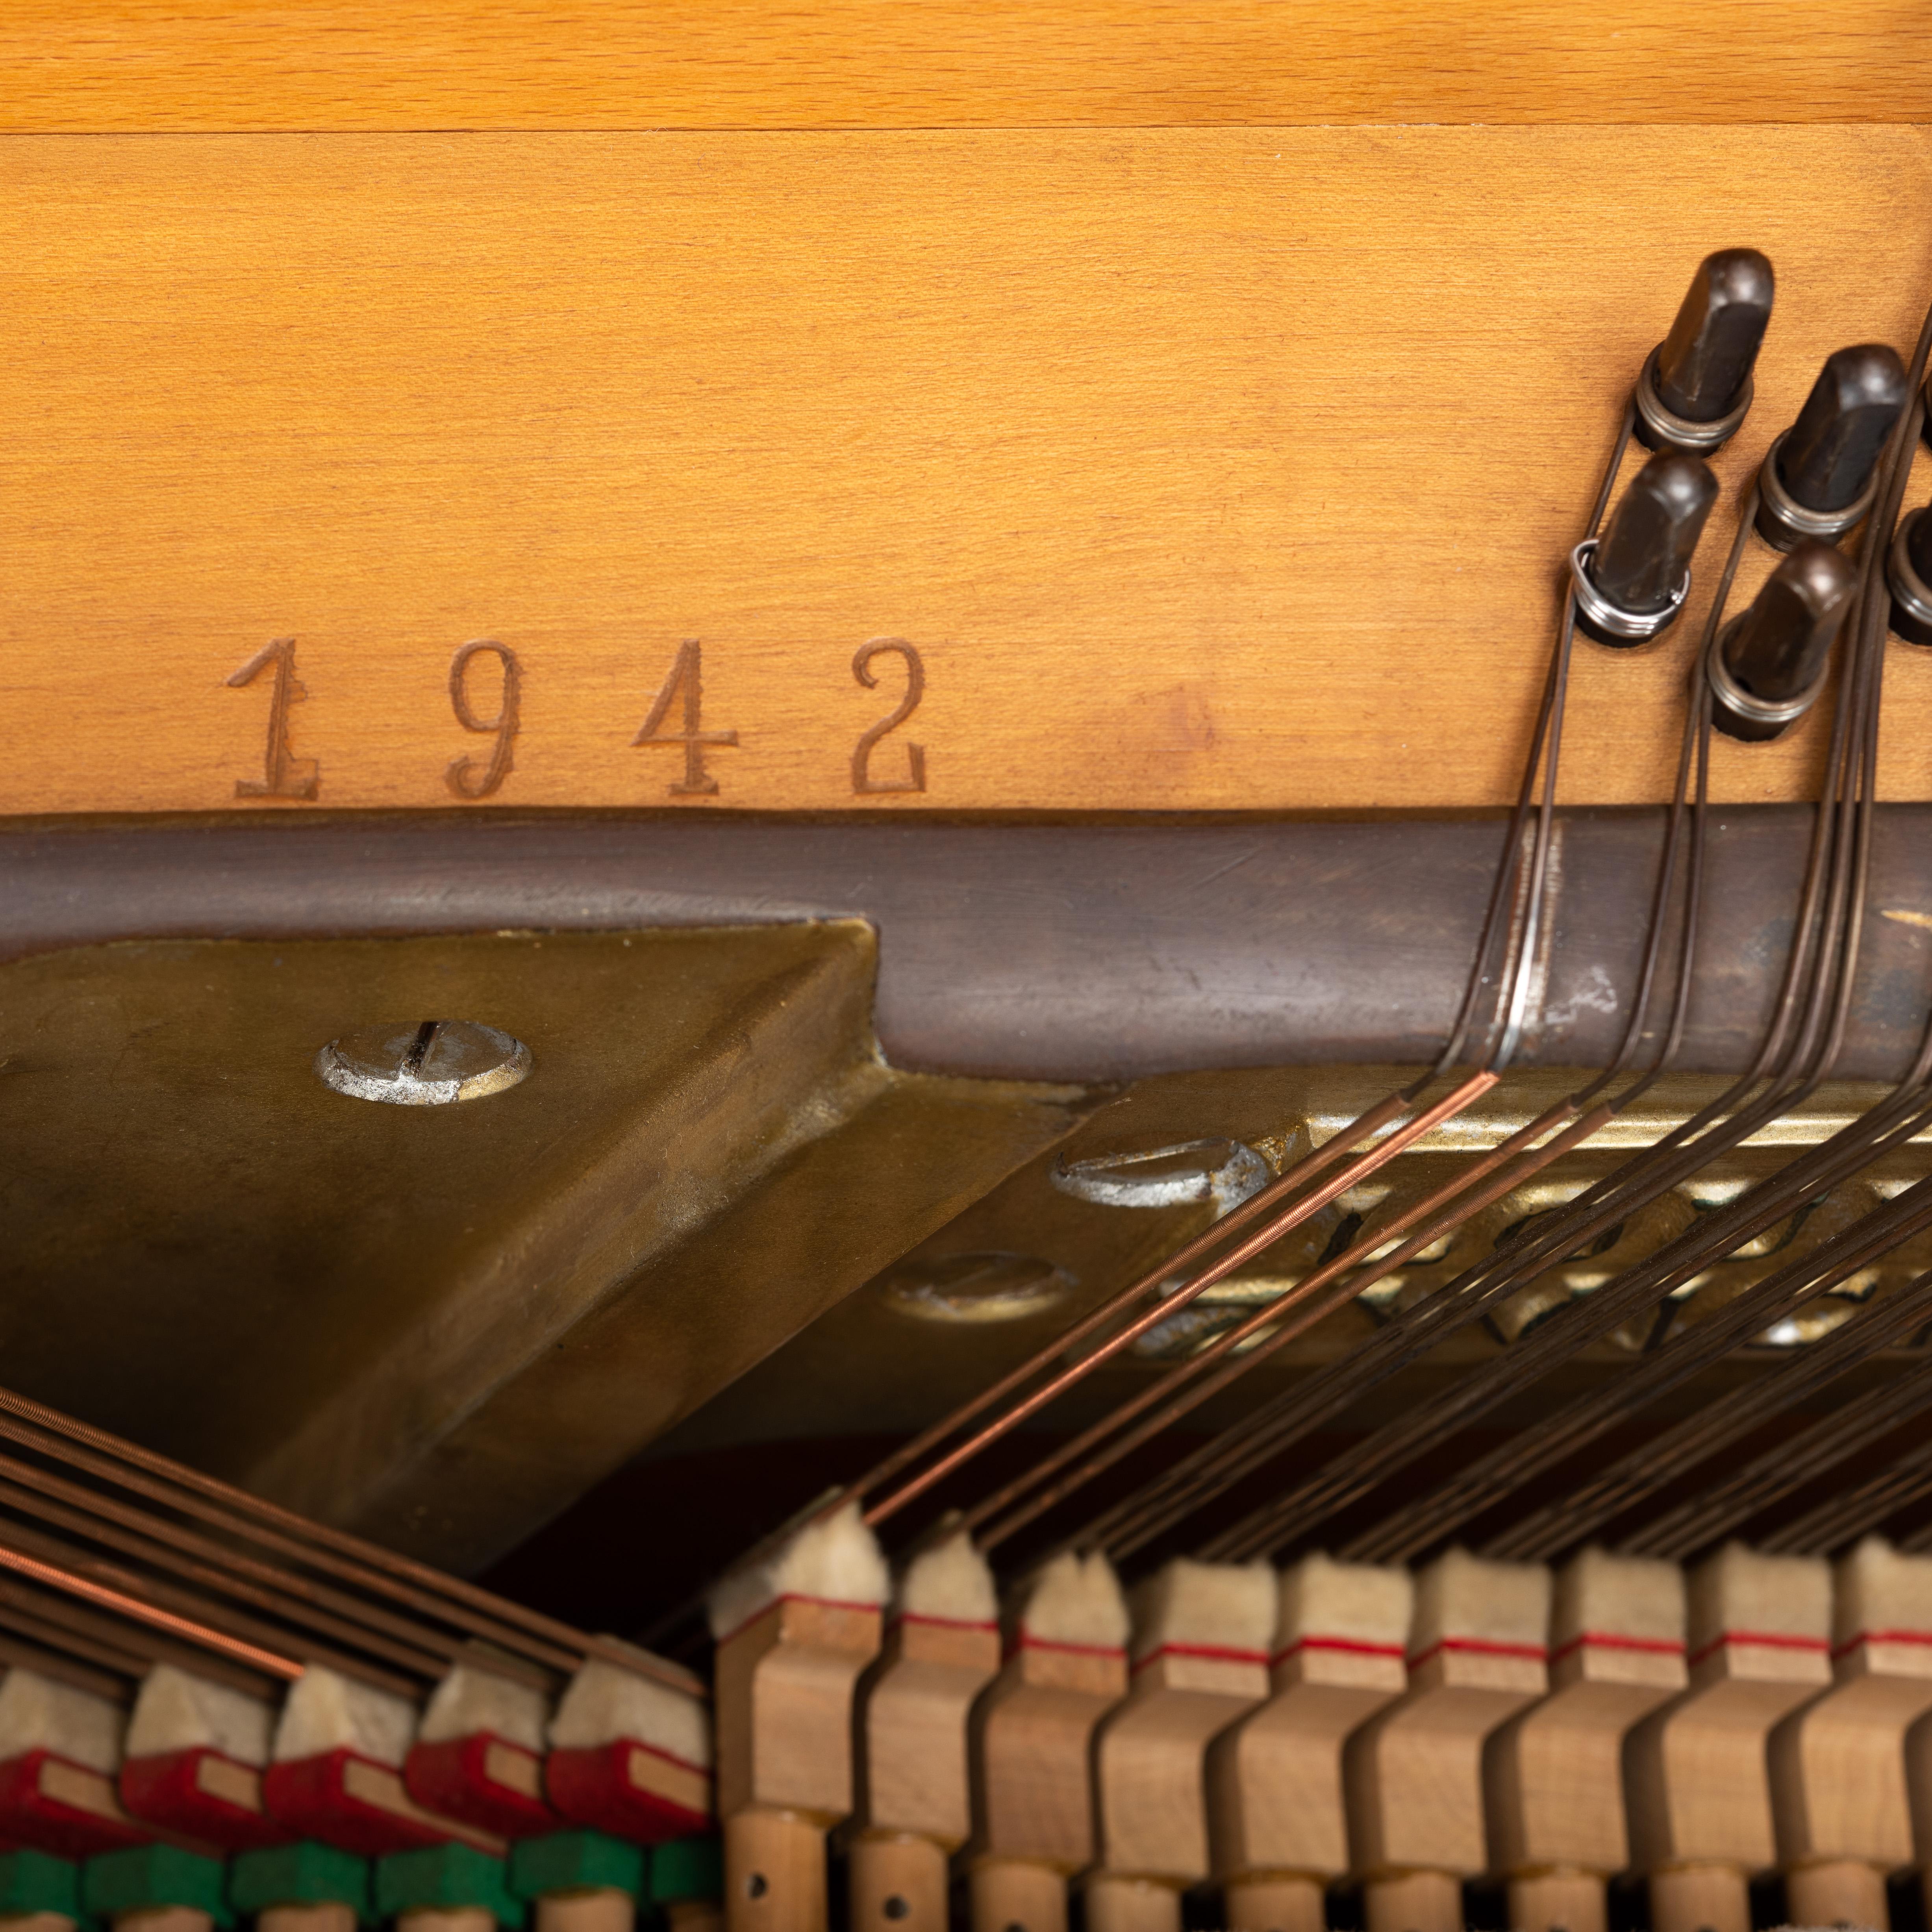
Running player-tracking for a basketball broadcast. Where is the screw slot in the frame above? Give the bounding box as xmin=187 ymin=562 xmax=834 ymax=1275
xmin=878 ymin=1251 xmax=1074 ymax=1324
xmin=1052 ymin=1138 xmax=1270 ymax=1213
xmin=315 ymin=1020 xmax=530 ymax=1106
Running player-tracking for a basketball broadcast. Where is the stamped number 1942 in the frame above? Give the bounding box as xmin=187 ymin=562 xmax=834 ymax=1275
xmin=226 ymin=635 xmax=928 ymax=803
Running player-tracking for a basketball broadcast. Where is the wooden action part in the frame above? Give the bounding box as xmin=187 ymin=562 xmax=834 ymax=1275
xmin=533 ymin=1894 xmax=634 ymax=1932
xmin=963 ymin=1860 xmax=1065 ymax=1932
xmin=395 ymin=1912 xmax=493 ymax=1932
xmin=724 ymin=1810 xmax=834 ymax=1932
xmin=258 ymin=1911 xmax=356 ymax=1932
xmin=1209 ymin=1640 xmax=1408 ymax=1932
xmin=1090 ymin=1645 xmax=1270 ymax=1932
xmin=848 ymin=1612 xmax=1001 ymax=1932
xmin=663 ymin=1907 xmax=724 ymax=1932
xmin=1627 ymin=1636 xmax=1831 ymax=1932
xmin=1480 ymin=1549 xmax=1688 ymax=1932
xmin=846 ymin=1837 xmax=945 ymax=1932
xmin=1772 ymin=1636 xmax=1932 ymax=1926
xmin=967 ymin=1641 xmax=1128 ymax=1932
xmin=1080 ymin=1877 xmax=1186 ymax=1932
xmin=1345 ymin=1641 xmax=1547 ymax=1932
xmin=1770 ymin=1543 xmax=1932 ymax=1927
xmin=1486 ymin=1636 xmax=1687 ymax=1932
xmin=715 ymin=1597 xmax=884 ymax=1932
xmin=119 ymin=1912 xmax=215 ymax=1932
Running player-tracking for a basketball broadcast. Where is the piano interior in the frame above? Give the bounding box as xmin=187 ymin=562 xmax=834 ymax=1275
xmin=5 ymin=8 xmax=1932 ymax=1932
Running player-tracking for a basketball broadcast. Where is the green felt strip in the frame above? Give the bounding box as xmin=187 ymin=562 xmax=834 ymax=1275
xmin=374 ymin=1844 xmax=525 ymax=1928
xmin=84 ymin=1845 xmax=232 ymax=1928
xmin=229 ymin=1841 xmax=373 ymax=1921
xmin=0 ymin=1848 xmax=85 ymax=1925
xmin=647 ymin=1839 xmax=721 ymax=1906
xmin=507 ymin=1832 xmax=644 ymax=1902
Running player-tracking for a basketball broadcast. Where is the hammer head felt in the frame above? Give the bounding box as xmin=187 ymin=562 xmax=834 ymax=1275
xmin=1276 ymin=1552 xmax=1412 ymax=1654
xmin=550 ymin=1653 xmax=711 ymax=1769
xmin=1410 ymin=1547 xmax=1550 ymax=1658
xmin=896 ymin=1530 xmax=997 ymax=1626
xmin=705 ymin=1499 xmax=889 ymax=1642
xmin=128 ymin=1665 xmax=274 ymax=1765
xmin=272 ymin=1667 xmax=415 ymax=1767
xmin=419 ymin=1663 xmax=548 ymax=1752
xmin=1552 ymin=1547 xmax=1684 ymax=1649
xmin=0 ymin=1669 xmax=126 ymax=1773
xmin=1007 ymin=1550 xmax=1128 ymax=1650
xmin=1687 ymin=1543 xmax=1830 ymax=1654
xmin=1128 ymin=1557 xmax=1274 ymax=1663
xmin=1831 ymin=1536 xmax=1932 ymax=1650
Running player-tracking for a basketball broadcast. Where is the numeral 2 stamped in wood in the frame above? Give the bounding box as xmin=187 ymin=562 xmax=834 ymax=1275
xmin=446 ymin=639 xmax=522 ymax=800
xmin=851 ymin=638 xmax=926 ymax=795
xmin=634 ymin=638 xmax=739 ymax=796
xmin=227 ymin=636 xmax=320 ymax=800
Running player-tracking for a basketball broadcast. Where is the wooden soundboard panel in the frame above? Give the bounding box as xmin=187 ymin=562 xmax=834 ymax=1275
xmin=2 ymin=13 xmax=1930 ymax=815
xmin=4 ymin=1 xmax=1928 ymax=130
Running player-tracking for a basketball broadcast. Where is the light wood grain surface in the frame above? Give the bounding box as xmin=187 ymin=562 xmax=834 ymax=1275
xmin=1093 ymin=1651 xmax=1268 ymax=1884
xmin=853 ymin=1615 xmax=1000 ymax=1844
xmin=716 ymin=1598 xmax=883 ymax=1932
xmin=1626 ymin=1667 xmax=1830 ymax=1879
xmin=1208 ymin=1660 xmax=1406 ymax=1884
xmin=715 ymin=1596 xmax=882 ymax=1820
xmin=3 ymin=124 xmax=1930 ymax=815
xmin=1343 ymin=1650 xmax=1547 ymax=1878
xmin=4 ymin=3 xmax=1930 ymax=133
xmin=1486 ymin=1664 xmax=1684 ymax=1879
xmin=1769 ymin=1657 xmax=1932 ymax=1926
xmin=970 ymin=1644 xmax=1126 ymax=1870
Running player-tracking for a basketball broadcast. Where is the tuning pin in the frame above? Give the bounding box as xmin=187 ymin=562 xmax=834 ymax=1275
xmin=1635 ymin=248 xmax=1775 ymax=454
xmin=1708 ymin=540 xmax=1859 ymax=741
xmin=1756 ymin=345 xmax=1909 ymax=550
xmin=1889 ymin=501 xmax=1932 ymax=647
xmin=1571 ymin=452 xmax=1719 ymax=646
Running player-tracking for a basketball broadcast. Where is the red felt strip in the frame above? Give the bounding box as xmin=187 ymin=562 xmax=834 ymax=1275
xmin=1686 ymin=1630 xmax=1830 ymax=1667
xmin=1550 ymin=1632 xmax=1686 ymax=1662
xmin=1130 ymin=1641 xmax=1269 ymax=1673
xmin=1406 ymin=1637 xmax=1548 ymax=1668
xmin=1269 ymin=1635 xmax=1407 ymax=1665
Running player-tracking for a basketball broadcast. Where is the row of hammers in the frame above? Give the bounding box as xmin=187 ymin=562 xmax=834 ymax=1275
xmin=0 ymin=1386 xmax=721 ymax=1932
xmin=711 ymin=1509 xmax=1932 ymax=1932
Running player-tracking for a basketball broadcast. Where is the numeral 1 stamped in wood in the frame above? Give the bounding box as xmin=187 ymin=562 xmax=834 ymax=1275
xmin=851 ymin=638 xmax=926 ymax=795
xmin=227 ymin=636 xmax=320 ymax=801
xmin=446 ymin=639 xmax=522 ymax=800
xmin=633 ymin=638 xmax=739 ymax=796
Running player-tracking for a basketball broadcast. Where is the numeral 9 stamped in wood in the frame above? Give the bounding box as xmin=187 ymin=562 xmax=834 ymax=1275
xmin=446 ymin=639 xmax=522 ymax=800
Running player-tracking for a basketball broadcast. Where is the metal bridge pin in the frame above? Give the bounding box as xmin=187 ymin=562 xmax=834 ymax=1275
xmin=1755 ymin=344 xmax=1909 ymax=551
xmin=1634 ymin=248 xmax=1775 ymax=454
xmin=1708 ymin=539 xmax=1859 ymax=742
xmin=1570 ymin=451 xmax=1719 ymax=646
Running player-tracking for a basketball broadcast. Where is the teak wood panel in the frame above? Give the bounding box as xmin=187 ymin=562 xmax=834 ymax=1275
xmin=3 ymin=125 xmax=1932 ymax=816
xmin=4 ymin=3 xmax=1930 ymax=133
